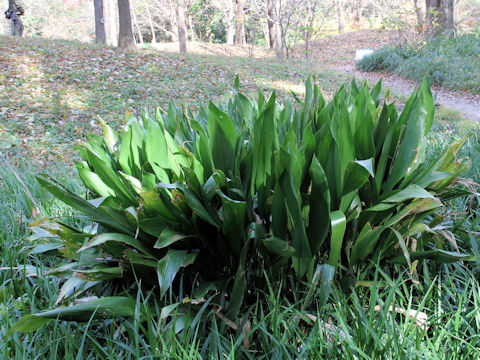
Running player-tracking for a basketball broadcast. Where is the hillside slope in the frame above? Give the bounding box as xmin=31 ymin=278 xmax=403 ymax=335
xmin=0 ymin=36 xmax=345 ymax=165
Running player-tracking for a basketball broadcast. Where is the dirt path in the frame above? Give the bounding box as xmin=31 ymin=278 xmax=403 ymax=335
xmin=334 ymin=65 xmax=480 ymax=121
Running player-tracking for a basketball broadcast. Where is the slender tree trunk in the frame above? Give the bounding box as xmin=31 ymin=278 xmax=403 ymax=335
xmin=94 ymin=0 xmax=107 ymax=44
xmin=143 ymin=0 xmax=156 ymax=43
xmin=337 ymin=0 xmax=345 ymax=34
xmin=177 ymin=0 xmax=187 ymax=52
xmin=235 ymin=0 xmax=245 ymax=45
xmin=105 ymin=0 xmax=117 ymax=45
xmin=274 ymin=0 xmax=283 ymax=58
xmin=118 ymin=0 xmax=136 ymax=50
xmin=188 ymin=13 xmax=195 ymax=41
xmin=8 ymin=0 xmax=24 ymax=37
xmin=442 ymin=0 xmax=454 ymax=35
xmin=169 ymin=2 xmax=178 ymax=42
xmin=130 ymin=0 xmax=143 ymax=43
xmin=11 ymin=17 xmax=24 ymax=37
xmin=304 ymin=1 xmax=316 ymax=59
xmin=413 ymin=0 xmax=424 ymax=29
xmin=266 ymin=0 xmax=275 ymax=50
xmin=225 ymin=1 xmax=235 ymax=45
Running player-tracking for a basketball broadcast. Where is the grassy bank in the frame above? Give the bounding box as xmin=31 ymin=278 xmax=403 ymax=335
xmin=357 ymin=34 xmax=480 ymax=94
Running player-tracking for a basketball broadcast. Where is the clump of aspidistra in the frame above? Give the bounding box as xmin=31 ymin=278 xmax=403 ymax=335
xmin=15 ymin=76 xmax=475 ymax=331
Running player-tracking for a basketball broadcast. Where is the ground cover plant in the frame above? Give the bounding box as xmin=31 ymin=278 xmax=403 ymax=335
xmin=3 ymin=74 xmax=477 ymax=359
xmin=356 ymin=34 xmax=480 ymax=94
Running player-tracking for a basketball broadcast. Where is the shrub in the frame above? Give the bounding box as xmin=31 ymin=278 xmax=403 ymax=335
xmin=357 ymin=34 xmax=480 ymax=93
xmin=357 ymin=46 xmax=413 ymax=72
xmin=14 ymin=77 xmax=474 ymax=332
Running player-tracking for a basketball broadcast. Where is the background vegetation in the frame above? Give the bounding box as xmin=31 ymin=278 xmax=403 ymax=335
xmin=357 ymin=34 xmax=480 ymax=93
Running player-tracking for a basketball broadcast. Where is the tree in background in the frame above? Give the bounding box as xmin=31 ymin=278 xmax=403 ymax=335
xmin=131 ymin=0 xmax=144 ymax=43
xmin=177 ymin=0 xmax=187 ymax=51
xmin=93 ymin=0 xmax=106 ymax=44
xmin=6 ymin=0 xmax=480 ymax=51
xmin=337 ymin=0 xmax=345 ymax=33
xmin=212 ymin=0 xmax=235 ymax=44
xmin=118 ymin=0 xmax=136 ymax=49
xmin=425 ymin=0 xmax=454 ymax=35
xmin=235 ymin=0 xmax=245 ymax=44
xmin=6 ymin=0 xmax=25 ymax=37
xmin=266 ymin=0 xmax=275 ymax=50
xmin=105 ymin=0 xmax=118 ymax=45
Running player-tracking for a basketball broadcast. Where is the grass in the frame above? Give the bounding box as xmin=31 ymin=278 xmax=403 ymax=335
xmin=1 ymin=161 xmax=479 ymax=358
xmin=0 ymin=35 xmax=480 ymax=359
xmin=356 ymin=34 xmax=480 ymax=94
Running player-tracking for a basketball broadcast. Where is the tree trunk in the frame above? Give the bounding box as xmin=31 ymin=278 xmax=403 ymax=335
xmin=425 ymin=0 xmax=453 ymax=35
xmin=188 ymin=13 xmax=195 ymax=42
xmin=266 ymin=0 xmax=275 ymax=50
xmin=235 ymin=0 xmax=245 ymax=45
xmin=8 ymin=0 xmax=24 ymax=37
xmin=413 ymin=0 xmax=424 ymax=29
xmin=442 ymin=0 xmax=454 ymax=35
xmin=177 ymin=0 xmax=187 ymax=53
xmin=274 ymin=0 xmax=283 ymax=58
xmin=225 ymin=1 xmax=235 ymax=45
xmin=169 ymin=2 xmax=178 ymax=42
xmin=143 ymin=0 xmax=156 ymax=43
xmin=337 ymin=0 xmax=345 ymax=34
xmin=11 ymin=17 xmax=24 ymax=37
xmin=94 ymin=0 xmax=107 ymax=44
xmin=130 ymin=0 xmax=143 ymax=44
xmin=118 ymin=0 xmax=136 ymax=50
xmin=105 ymin=0 xmax=118 ymax=45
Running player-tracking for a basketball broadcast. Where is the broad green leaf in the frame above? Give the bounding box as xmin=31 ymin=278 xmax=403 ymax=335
xmin=157 ymin=250 xmax=197 ymax=297
xmin=279 ymin=151 xmax=312 ymax=278
xmin=302 ymin=264 xmax=335 ymax=310
xmin=218 ymin=191 xmax=246 ymax=256
xmin=207 ymin=102 xmax=236 ymax=174
xmin=349 ymin=223 xmax=384 ymax=265
xmin=262 ymin=237 xmax=295 ymax=257
xmin=308 ymin=155 xmax=330 ymax=254
xmin=342 ymin=158 xmax=374 ymax=195
xmin=369 ymin=184 xmax=435 ymax=212
xmin=389 ymin=249 xmax=479 ymax=264
xmin=271 ymin=182 xmax=287 ymax=239
xmin=327 ymin=210 xmax=346 ymax=267
xmin=155 ymin=228 xmax=194 ymax=249
xmin=37 ymin=176 xmax=134 ymax=235
xmin=76 ymin=162 xmax=116 ymax=198
xmin=12 ymin=297 xmax=138 ymax=332
xmin=78 ymin=233 xmax=153 ymax=258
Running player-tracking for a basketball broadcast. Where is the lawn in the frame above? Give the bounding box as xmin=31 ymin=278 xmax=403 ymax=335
xmin=1 ymin=36 xmax=480 ymax=359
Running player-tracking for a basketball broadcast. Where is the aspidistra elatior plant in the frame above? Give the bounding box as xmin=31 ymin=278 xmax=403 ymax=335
xmin=16 ymin=76 xmax=474 ymax=331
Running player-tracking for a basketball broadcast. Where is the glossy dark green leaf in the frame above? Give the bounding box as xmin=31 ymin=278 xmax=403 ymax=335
xmin=157 ymin=250 xmax=197 ymax=297
xmin=308 ymin=155 xmax=330 ymax=254
xmin=262 ymin=237 xmax=295 ymax=257
xmin=207 ymin=102 xmax=236 ymax=174
xmin=12 ymin=297 xmax=138 ymax=332
xmin=327 ymin=210 xmax=346 ymax=267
